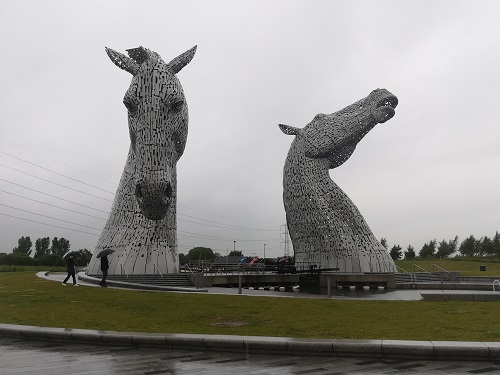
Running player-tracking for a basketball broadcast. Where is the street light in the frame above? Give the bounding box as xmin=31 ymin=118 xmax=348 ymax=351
xmin=263 ymin=243 xmax=267 ymax=273
xmin=225 ymin=248 xmax=228 ymax=272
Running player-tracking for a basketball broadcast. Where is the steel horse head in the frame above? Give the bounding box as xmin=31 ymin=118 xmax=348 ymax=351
xmin=105 ymin=45 xmax=197 ymax=220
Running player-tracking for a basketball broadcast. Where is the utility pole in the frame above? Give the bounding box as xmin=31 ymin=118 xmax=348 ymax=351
xmin=280 ymin=224 xmax=291 ymax=257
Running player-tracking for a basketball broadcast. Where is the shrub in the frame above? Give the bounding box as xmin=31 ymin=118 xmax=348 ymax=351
xmin=34 ymin=254 xmax=66 ymax=267
xmin=0 ymin=253 xmax=35 ymax=266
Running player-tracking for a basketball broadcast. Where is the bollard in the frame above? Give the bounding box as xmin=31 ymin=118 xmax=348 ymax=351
xmin=238 ymin=274 xmax=242 ymax=294
xmin=327 ymin=277 xmax=331 ymax=298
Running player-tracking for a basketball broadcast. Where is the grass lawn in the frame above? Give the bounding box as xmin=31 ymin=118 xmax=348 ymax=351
xmin=395 ymin=258 xmax=500 ymax=276
xmin=1 ymin=271 xmax=500 ymax=342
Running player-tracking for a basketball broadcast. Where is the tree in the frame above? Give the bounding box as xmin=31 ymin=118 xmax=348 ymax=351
xmin=0 ymin=252 xmax=35 ymax=265
xmin=419 ymin=239 xmax=436 ymax=258
xmin=77 ymin=248 xmax=93 ymax=266
xmin=380 ymin=238 xmax=388 ymax=250
xmin=34 ymin=237 xmax=51 ymax=258
xmin=13 ymin=236 xmax=32 ymax=256
xmin=228 ymin=250 xmax=243 ymax=257
xmin=404 ymin=245 xmax=416 ymax=260
xmin=185 ymin=247 xmax=215 ymax=263
xmin=435 ymin=236 xmax=458 ymax=258
xmin=459 ymin=235 xmax=477 ymax=257
xmin=390 ymin=245 xmax=402 ymax=260
xmin=33 ymin=254 xmax=65 ymax=267
xmin=479 ymin=236 xmax=495 ymax=257
xmin=493 ymin=231 xmax=500 ymax=259
xmin=50 ymin=237 xmax=70 ymax=257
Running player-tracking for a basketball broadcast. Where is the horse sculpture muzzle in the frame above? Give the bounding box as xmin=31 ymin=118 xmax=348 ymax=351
xmin=135 ymin=172 xmax=174 ymax=221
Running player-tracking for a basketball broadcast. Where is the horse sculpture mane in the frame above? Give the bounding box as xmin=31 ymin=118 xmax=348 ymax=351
xmin=280 ymin=89 xmax=398 ymax=273
xmin=87 ymin=45 xmax=196 ymax=276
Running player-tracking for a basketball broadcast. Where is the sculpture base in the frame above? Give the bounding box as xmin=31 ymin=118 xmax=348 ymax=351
xmin=300 ymin=272 xmax=396 ymax=290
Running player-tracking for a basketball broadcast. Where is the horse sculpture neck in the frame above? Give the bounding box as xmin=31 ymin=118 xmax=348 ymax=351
xmin=283 ymin=139 xmax=373 ymax=240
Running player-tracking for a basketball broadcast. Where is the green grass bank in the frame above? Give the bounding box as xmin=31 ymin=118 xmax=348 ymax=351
xmin=1 ymin=271 xmax=500 ymax=342
xmin=395 ymin=258 xmax=500 ymax=276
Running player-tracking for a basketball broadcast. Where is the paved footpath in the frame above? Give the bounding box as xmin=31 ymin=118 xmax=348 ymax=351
xmin=2 ymin=336 xmax=500 ymax=375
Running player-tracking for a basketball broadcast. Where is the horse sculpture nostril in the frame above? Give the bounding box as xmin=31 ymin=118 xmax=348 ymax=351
xmin=165 ymin=183 xmax=173 ymax=199
xmin=135 ymin=183 xmax=144 ymax=200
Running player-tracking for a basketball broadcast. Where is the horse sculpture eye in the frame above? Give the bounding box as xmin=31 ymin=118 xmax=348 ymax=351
xmin=171 ymin=100 xmax=184 ymax=112
xmin=123 ymin=99 xmax=138 ymax=114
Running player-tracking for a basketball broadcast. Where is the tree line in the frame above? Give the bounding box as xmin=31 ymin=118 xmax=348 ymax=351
xmin=1 ymin=236 xmax=92 ymax=266
xmin=178 ymin=247 xmax=246 ymax=265
xmin=385 ymin=231 xmax=500 ymax=260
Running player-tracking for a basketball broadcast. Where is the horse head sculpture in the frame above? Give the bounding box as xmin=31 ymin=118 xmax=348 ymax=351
xmin=105 ymin=45 xmax=197 ymax=220
xmin=279 ymin=88 xmax=399 ymax=273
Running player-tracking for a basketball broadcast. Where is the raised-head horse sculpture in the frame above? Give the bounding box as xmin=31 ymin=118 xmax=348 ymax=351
xmin=280 ymin=88 xmax=398 ymax=273
xmin=87 ymin=45 xmax=197 ymax=276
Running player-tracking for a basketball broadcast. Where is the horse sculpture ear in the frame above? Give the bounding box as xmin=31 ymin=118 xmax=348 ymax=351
xmin=105 ymin=47 xmax=140 ymax=76
xmin=166 ymin=45 xmax=197 ymax=74
xmin=279 ymin=124 xmax=302 ymax=136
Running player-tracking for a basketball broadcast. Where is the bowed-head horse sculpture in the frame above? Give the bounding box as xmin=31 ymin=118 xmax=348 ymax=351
xmin=88 ymin=45 xmax=196 ymax=275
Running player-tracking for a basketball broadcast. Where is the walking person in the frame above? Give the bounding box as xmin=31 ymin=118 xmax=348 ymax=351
xmin=62 ymin=255 xmax=79 ymax=286
xmin=99 ymin=255 xmax=109 ymax=287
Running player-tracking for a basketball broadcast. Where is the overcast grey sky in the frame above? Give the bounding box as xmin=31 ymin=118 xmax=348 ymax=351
xmin=1 ymin=0 xmax=499 ymax=258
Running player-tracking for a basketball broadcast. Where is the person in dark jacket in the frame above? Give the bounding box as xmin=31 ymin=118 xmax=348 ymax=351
xmin=99 ymin=255 xmax=109 ymax=287
xmin=62 ymin=255 xmax=79 ymax=286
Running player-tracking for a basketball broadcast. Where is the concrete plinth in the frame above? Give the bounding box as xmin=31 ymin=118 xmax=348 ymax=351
xmin=320 ymin=273 xmax=396 ymax=290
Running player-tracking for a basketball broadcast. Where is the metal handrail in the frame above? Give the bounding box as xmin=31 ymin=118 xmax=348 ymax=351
xmin=184 ymin=263 xmax=196 ymax=275
xmin=412 ymin=264 xmax=431 ymax=274
xmin=184 ymin=263 xmax=200 ymax=280
xmin=431 ymin=264 xmax=451 ymax=284
xmin=432 ymin=264 xmax=451 ymax=275
xmin=120 ymin=264 xmax=129 ymax=278
xmin=395 ymin=265 xmax=410 ymax=274
xmin=395 ymin=265 xmax=414 ymax=283
xmin=153 ymin=264 xmax=163 ymax=278
xmin=493 ymin=280 xmax=500 ymax=292
xmin=184 ymin=263 xmax=202 ymax=289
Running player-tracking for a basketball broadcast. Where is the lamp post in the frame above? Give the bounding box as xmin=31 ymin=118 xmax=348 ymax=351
xmin=233 ymin=240 xmax=236 ymax=275
xmin=225 ymin=248 xmax=228 ymax=273
xmin=263 ymin=243 xmax=267 ymax=274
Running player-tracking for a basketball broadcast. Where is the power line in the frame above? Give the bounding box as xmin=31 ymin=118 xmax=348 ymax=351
xmin=0 ymin=190 xmax=280 ymax=243
xmin=0 ymin=178 xmax=109 ymax=213
xmin=178 ymin=230 xmax=278 ymax=242
xmin=0 ymin=136 xmax=116 ymax=186
xmin=0 ymin=189 xmax=107 ymax=221
xmin=0 ymin=177 xmax=281 ymax=239
xmin=0 ymin=203 xmax=103 ymax=231
xmin=0 ymin=212 xmax=100 ymax=236
xmin=0 ymin=138 xmax=284 ymax=243
xmin=0 ymin=136 xmax=285 ymax=234
xmin=0 ymin=164 xmax=113 ymax=202
xmin=178 ymin=203 xmax=278 ymax=227
xmin=0 ymin=150 xmax=115 ymax=194
xmin=0 ymin=167 xmax=280 ymax=232
xmin=178 ymin=214 xmax=280 ymax=231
